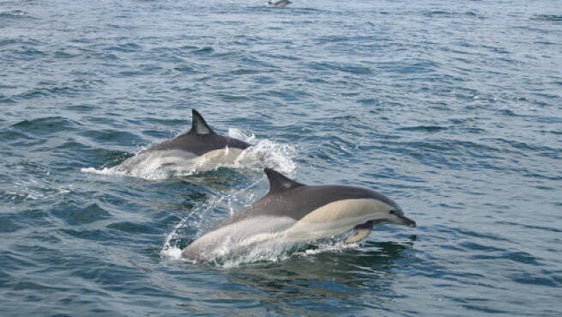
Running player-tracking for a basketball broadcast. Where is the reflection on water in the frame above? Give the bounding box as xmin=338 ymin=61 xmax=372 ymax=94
xmin=162 ymin=240 xmax=416 ymax=315
xmin=191 ymin=240 xmax=418 ymax=315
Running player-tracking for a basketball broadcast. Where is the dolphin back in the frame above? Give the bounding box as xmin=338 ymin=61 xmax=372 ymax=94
xmin=215 ymin=183 xmax=390 ymax=230
xmin=145 ymin=109 xmax=250 ymax=155
xmin=149 ymin=133 xmax=248 ymax=156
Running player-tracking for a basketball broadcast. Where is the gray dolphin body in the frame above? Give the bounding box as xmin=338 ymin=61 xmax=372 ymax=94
xmin=115 ymin=109 xmax=250 ymax=174
xmin=146 ymin=109 xmax=250 ymax=156
xmin=182 ymin=168 xmax=416 ymax=262
xmin=268 ymin=0 xmax=292 ymax=7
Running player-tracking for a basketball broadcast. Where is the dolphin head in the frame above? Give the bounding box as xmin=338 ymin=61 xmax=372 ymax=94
xmin=260 ymin=168 xmax=416 ymax=229
xmin=388 ymin=207 xmax=417 ymax=227
xmin=367 ymin=197 xmax=416 ymax=228
xmin=342 ymin=197 xmax=416 ymax=244
xmin=258 ymin=169 xmax=416 ymax=244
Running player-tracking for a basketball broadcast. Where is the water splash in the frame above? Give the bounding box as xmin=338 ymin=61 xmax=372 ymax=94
xmin=160 ymin=174 xmax=269 ymax=262
xmin=160 ymin=214 xmax=195 ymax=260
xmin=201 ymin=239 xmax=363 ymax=268
xmin=226 ymin=128 xmax=297 ymax=175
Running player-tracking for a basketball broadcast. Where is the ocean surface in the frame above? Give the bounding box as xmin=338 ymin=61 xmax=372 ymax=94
xmin=1 ymin=0 xmax=561 ymax=316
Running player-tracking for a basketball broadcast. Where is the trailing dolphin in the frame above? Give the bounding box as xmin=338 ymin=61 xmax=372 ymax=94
xmin=268 ymin=0 xmax=292 ymax=7
xmin=182 ymin=168 xmax=416 ymax=262
xmin=114 ymin=109 xmax=250 ymax=176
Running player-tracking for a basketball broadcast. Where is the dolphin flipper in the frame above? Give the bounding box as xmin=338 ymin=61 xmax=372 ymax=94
xmin=344 ymin=221 xmax=375 ymax=243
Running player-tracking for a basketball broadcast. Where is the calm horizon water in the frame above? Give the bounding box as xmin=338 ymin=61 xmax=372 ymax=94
xmin=1 ymin=0 xmax=561 ymax=316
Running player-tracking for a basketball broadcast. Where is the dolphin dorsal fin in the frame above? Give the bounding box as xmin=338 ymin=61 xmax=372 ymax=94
xmin=190 ymin=109 xmax=215 ymax=135
xmin=264 ymin=168 xmax=304 ymax=194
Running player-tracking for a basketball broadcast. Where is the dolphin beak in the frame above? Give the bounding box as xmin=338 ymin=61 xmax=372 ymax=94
xmin=397 ymin=214 xmax=417 ymax=227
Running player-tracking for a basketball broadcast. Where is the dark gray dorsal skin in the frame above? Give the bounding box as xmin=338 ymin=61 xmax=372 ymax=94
xmin=213 ymin=168 xmax=401 ymax=229
xmin=268 ymin=0 xmax=291 ymax=7
xmin=146 ymin=109 xmax=250 ymax=156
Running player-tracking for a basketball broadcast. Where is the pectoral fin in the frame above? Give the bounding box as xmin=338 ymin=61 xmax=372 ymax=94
xmin=344 ymin=221 xmax=374 ymax=243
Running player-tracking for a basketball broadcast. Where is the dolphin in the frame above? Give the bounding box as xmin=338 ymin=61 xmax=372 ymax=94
xmin=182 ymin=168 xmax=416 ymax=262
xmin=268 ymin=0 xmax=292 ymax=7
xmin=114 ymin=109 xmax=251 ymax=175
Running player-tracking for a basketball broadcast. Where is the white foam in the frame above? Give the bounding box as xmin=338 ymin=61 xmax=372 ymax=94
xmin=216 ymin=239 xmax=361 ymax=267
xmin=161 ymin=246 xmax=183 ymax=259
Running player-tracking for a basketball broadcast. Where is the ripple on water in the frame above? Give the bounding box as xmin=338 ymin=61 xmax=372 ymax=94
xmin=530 ymin=14 xmax=562 ymax=23
xmin=12 ymin=115 xmax=68 ymax=128
xmin=0 ymin=9 xmax=32 ymax=20
xmin=77 ymin=129 xmax=145 ymax=146
xmin=51 ymin=203 xmax=111 ymax=226
xmin=59 ymin=228 xmax=117 ymax=242
xmin=0 ymin=214 xmax=24 ymax=233
xmin=106 ymin=221 xmax=162 ymax=235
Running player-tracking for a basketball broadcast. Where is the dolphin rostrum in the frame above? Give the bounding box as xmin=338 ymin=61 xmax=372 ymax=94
xmin=182 ymin=168 xmax=416 ymax=262
xmin=115 ymin=109 xmax=250 ymax=175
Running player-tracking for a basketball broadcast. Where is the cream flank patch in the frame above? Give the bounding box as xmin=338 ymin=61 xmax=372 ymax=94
xmin=283 ymin=198 xmax=392 ymax=241
xmin=299 ymin=198 xmax=391 ymax=223
xmin=195 ymin=147 xmax=246 ymax=165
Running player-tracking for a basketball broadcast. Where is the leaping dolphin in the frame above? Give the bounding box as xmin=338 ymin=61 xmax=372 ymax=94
xmin=115 ymin=109 xmax=251 ymax=175
xmin=182 ymin=168 xmax=416 ymax=262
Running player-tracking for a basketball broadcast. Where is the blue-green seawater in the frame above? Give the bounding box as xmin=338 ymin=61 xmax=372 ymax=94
xmin=1 ymin=0 xmax=561 ymax=316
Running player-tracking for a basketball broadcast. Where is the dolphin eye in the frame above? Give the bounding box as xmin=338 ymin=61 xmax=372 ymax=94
xmin=389 ymin=210 xmax=396 ymax=215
